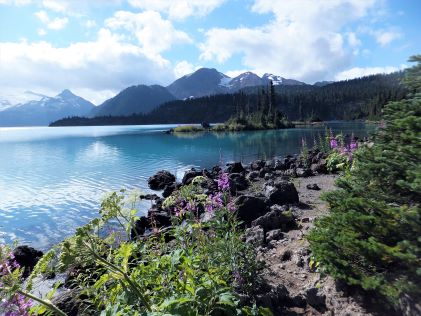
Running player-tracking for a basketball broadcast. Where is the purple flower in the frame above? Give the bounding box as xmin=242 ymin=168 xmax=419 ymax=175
xmin=217 ymin=172 xmax=230 ymax=191
xmin=330 ymin=137 xmax=338 ymax=149
xmin=350 ymin=140 xmax=358 ymax=150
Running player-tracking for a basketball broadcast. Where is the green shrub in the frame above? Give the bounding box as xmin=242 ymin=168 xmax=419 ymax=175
xmin=308 ymin=55 xmax=421 ymax=306
xmin=173 ymin=125 xmax=205 ymax=133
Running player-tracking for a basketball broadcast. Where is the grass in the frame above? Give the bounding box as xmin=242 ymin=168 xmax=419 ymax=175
xmin=173 ymin=125 xmax=206 ymax=133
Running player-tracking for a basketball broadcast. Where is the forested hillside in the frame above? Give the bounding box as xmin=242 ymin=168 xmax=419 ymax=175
xmin=50 ymin=72 xmax=406 ymax=126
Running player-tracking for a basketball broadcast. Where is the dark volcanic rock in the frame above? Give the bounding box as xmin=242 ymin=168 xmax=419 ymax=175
xmin=310 ymin=160 xmax=328 ymax=174
xmin=229 ymin=173 xmax=249 ymax=191
xmin=306 ymin=183 xmax=321 ymax=190
xmin=247 ymin=171 xmax=260 ymax=181
xmin=252 ymin=205 xmax=296 ymax=231
xmin=306 ymin=288 xmax=327 ymax=312
xmin=264 ymin=180 xmax=299 ymax=205
xmin=162 ymin=183 xmax=176 ymax=198
xmin=131 ymin=216 xmax=150 ymax=239
xmin=148 ymin=210 xmax=172 ymax=228
xmin=13 ymin=245 xmax=43 ymax=277
xmin=148 ymin=170 xmax=176 ymax=190
xmin=182 ymin=168 xmax=203 ymax=185
xmin=250 ymin=160 xmax=265 ymax=171
xmin=234 ymin=195 xmax=267 ymax=226
xmin=226 ymin=162 xmax=245 ymax=174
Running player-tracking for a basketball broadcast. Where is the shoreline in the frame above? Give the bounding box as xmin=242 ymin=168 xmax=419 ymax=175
xmin=13 ymin=148 xmax=394 ymax=315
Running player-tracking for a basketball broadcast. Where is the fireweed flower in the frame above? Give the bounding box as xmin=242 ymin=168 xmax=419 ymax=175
xmin=330 ymin=137 xmax=338 ymax=149
xmin=350 ymin=140 xmax=358 ymax=150
xmin=217 ymin=172 xmax=230 ymax=191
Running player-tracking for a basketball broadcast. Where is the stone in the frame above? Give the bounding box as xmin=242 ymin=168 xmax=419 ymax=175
xmin=148 ymin=170 xmax=176 ymax=190
xmin=13 ymin=245 xmax=43 ymax=278
xmin=130 ymin=216 xmax=150 ymax=239
xmin=226 ymin=162 xmax=245 ymax=174
xmin=306 ymin=183 xmax=321 ymax=190
xmin=266 ymin=229 xmax=284 ymax=242
xmin=229 ymin=173 xmax=249 ymax=191
xmin=148 ymin=210 xmax=172 ymax=228
xmin=234 ymin=195 xmax=267 ymax=226
xmin=296 ymin=168 xmax=313 ymax=177
xmin=264 ymin=180 xmax=299 ymax=205
xmin=250 ymin=159 xmax=265 ymax=171
xmin=252 ymin=207 xmax=296 ymax=232
xmin=311 ymin=160 xmax=328 ymax=174
xmin=245 ymin=226 xmax=265 ymax=246
xmin=247 ymin=171 xmax=260 ymax=181
xmin=306 ymin=288 xmax=327 ymax=312
xmin=139 ymin=193 xmax=160 ymax=200
xmin=182 ymin=168 xmax=203 ymax=185
xmin=162 ymin=183 xmax=176 ymax=198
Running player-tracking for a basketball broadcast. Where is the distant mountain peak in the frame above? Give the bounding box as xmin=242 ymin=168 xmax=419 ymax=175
xmin=56 ymin=89 xmax=77 ymax=99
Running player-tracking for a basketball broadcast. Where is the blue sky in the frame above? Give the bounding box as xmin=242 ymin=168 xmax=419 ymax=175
xmin=0 ymin=0 xmax=420 ymax=104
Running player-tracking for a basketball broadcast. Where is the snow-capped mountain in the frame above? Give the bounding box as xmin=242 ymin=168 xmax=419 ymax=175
xmin=0 ymin=90 xmax=95 ymax=126
xmin=228 ymin=72 xmax=262 ymax=90
xmin=261 ymin=73 xmax=306 ymax=86
xmin=167 ymin=68 xmax=231 ymax=99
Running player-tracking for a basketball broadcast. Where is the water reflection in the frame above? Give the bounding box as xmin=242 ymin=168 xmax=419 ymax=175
xmin=0 ymin=122 xmax=375 ymax=249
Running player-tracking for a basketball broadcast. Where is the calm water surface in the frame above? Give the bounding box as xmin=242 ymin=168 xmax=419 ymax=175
xmin=0 ymin=122 xmax=374 ymax=249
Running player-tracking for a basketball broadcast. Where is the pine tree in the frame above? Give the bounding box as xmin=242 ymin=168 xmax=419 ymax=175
xmin=308 ymin=56 xmax=421 ymax=307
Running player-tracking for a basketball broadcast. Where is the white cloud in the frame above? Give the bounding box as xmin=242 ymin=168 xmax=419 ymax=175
xmin=35 ymin=10 xmax=68 ymax=30
xmin=373 ymin=30 xmax=401 ymax=46
xmin=173 ymin=61 xmax=195 ymax=78
xmin=0 ymin=0 xmax=31 ymax=5
xmin=335 ymin=64 xmax=406 ymax=81
xmin=42 ymin=0 xmax=67 ymax=12
xmin=105 ymin=10 xmax=192 ymax=59
xmin=200 ymin=0 xmax=382 ymax=83
xmin=128 ymin=0 xmax=226 ymax=20
xmin=0 ymin=28 xmax=177 ymax=104
xmin=225 ymin=69 xmax=250 ymax=78
xmin=84 ymin=19 xmax=97 ymax=28
xmin=37 ymin=28 xmax=47 ymax=36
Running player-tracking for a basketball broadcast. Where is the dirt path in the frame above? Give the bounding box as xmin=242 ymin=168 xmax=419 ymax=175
xmin=258 ymin=174 xmax=379 ymax=316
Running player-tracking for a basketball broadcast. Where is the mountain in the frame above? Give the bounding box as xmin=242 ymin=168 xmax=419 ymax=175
xmin=313 ymin=81 xmax=334 ymax=87
xmin=92 ymin=85 xmax=176 ymax=117
xmin=166 ymin=68 xmax=230 ymax=99
xmin=228 ymin=72 xmax=262 ymax=90
xmin=262 ymin=74 xmax=306 ymax=86
xmin=0 ymin=90 xmax=94 ymax=126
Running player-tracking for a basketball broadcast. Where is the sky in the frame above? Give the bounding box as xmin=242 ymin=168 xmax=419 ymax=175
xmin=0 ymin=0 xmax=420 ymax=105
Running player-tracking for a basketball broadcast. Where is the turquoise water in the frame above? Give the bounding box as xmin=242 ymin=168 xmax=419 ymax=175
xmin=0 ymin=122 xmax=374 ymax=249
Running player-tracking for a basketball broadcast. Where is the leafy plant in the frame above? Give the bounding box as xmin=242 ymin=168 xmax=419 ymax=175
xmin=308 ymin=55 xmax=421 ymax=307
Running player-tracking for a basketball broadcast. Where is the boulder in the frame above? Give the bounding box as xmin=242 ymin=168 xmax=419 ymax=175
xmin=162 ymin=183 xmax=176 ymax=198
xmin=148 ymin=170 xmax=176 ymax=190
xmin=245 ymin=226 xmax=265 ymax=246
xmin=311 ymin=160 xmax=328 ymax=174
xmin=252 ymin=205 xmax=296 ymax=232
xmin=131 ymin=216 xmax=150 ymax=239
xmin=250 ymin=160 xmax=265 ymax=171
xmin=139 ymin=193 xmax=160 ymax=200
xmin=226 ymin=162 xmax=245 ymax=174
xmin=234 ymin=195 xmax=267 ymax=226
xmin=264 ymin=180 xmax=299 ymax=205
xmin=13 ymin=245 xmax=44 ymax=277
xmin=266 ymin=229 xmax=284 ymax=242
xmin=306 ymin=183 xmax=321 ymax=190
xmin=247 ymin=171 xmax=260 ymax=181
xmin=305 ymin=288 xmax=327 ymax=312
xmin=182 ymin=168 xmax=202 ymax=185
xmin=229 ymin=173 xmax=249 ymax=191
xmin=148 ymin=210 xmax=172 ymax=228
xmin=296 ymin=168 xmax=313 ymax=177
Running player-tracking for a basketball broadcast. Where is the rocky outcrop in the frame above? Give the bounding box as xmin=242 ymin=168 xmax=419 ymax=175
xmin=13 ymin=245 xmax=43 ymax=278
xmin=148 ymin=170 xmax=176 ymax=190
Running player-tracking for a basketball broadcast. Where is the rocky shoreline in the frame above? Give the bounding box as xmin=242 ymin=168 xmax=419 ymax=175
xmin=11 ymin=149 xmax=397 ymax=315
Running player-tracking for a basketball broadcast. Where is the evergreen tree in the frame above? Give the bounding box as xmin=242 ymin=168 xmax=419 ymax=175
xmin=308 ymin=56 xmax=421 ymax=307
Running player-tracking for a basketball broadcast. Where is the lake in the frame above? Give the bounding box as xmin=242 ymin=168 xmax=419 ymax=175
xmin=0 ymin=122 xmax=374 ymax=249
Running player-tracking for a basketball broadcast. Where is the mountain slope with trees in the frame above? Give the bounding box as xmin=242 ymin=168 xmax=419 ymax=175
xmin=51 ymin=72 xmax=406 ymax=126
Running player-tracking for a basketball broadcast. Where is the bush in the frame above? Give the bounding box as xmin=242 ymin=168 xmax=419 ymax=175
xmin=1 ymin=174 xmax=270 ymax=315
xmin=173 ymin=125 xmax=205 ymax=133
xmin=308 ymin=56 xmax=421 ymax=307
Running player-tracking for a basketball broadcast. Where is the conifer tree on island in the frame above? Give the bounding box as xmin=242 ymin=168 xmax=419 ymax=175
xmin=308 ymin=55 xmax=421 ymax=308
